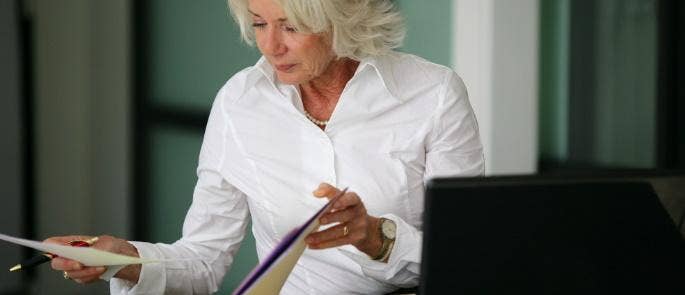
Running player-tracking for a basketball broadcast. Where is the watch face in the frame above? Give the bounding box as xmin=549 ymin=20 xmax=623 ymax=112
xmin=381 ymin=219 xmax=397 ymax=239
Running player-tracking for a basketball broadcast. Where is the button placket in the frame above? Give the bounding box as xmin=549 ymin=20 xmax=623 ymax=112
xmin=318 ymin=134 xmax=337 ymax=187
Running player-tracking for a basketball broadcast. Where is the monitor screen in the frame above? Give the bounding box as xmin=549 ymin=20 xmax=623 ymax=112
xmin=420 ymin=174 xmax=685 ymax=294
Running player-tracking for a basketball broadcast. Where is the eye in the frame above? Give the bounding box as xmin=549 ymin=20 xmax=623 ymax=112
xmin=252 ymin=22 xmax=267 ymax=29
xmin=282 ymin=24 xmax=297 ymax=33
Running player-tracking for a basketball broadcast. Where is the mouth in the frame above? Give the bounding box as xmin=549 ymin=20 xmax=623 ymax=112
xmin=275 ymin=64 xmax=296 ymax=72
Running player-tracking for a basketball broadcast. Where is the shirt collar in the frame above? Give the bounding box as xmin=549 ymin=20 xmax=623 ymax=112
xmin=254 ymin=56 xmax=277 ymax=86
xmin=355 ymin=54 xmax=406 ymax=102
xmin=250 ymin=53 xmax=408 ymax=103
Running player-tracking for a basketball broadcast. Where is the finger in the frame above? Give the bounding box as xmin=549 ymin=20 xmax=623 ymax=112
xmin=331 ymin=192 xmax=362 ymax=210
xmin=89 ymin=235 xmax=114 ymax=251
xmin=51 ymin=257 xmax=83 ymax=271
xmin=312 ymin=183 xmax=340 ymax=199
xmin=71 ymin=274 xmax=100 ymax=284
xmin=308 ymin=224 xmax=363 ymax=249
xmin=320 ymin=206 xmax=360 ymax=225
xmin=66 ymin=266 xmax=106 ymax=281
xmin=306 ymin=223 xmax=354 ymax=246
xmin=44 ymin=235 xmax=96 ymax=245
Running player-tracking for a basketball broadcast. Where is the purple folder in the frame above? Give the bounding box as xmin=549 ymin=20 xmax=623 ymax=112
xmin=232 ymin=188 xmax=347 ymax=295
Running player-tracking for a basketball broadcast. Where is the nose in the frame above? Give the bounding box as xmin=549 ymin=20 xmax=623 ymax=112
xmin=260 ymin=26 xmax=287 ymax=57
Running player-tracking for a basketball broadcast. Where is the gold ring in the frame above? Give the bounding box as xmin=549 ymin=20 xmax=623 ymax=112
xmin=343 ymin=225 xmax=349 ymax=236
xmin=63 ymin=271 xmax=70 ymax=280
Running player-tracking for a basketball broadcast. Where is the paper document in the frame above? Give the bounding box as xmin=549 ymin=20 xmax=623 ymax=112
xmin=0 ymin=233 xmax=202 ymax=280
xmin=232 ymin=188 xmax=347 ymax=295
xmin=1 ymin=188 xmax=346 ymax=289
xmin=0 ymin=233 xmax=163 ymax=266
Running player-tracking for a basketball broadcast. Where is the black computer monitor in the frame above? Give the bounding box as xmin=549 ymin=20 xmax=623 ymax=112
xmin=420 ymin=174 xmax=685 ymax=294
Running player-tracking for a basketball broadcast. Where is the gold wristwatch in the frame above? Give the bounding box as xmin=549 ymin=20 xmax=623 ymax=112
xmin=373 ymin=218 xmax=396 ymax=262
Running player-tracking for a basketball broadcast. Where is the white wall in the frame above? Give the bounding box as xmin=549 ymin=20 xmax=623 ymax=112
xmin=31 ymin=0 xmax=131 ymax=294
xmin=453 ymin=0 xmax=539 ymax=175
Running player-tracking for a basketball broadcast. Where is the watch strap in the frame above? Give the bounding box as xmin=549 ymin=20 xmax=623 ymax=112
xmin=379 ymin=239 xmax=395 ymax=262
xmin=372 ymin=218 xmax=395 ymax=261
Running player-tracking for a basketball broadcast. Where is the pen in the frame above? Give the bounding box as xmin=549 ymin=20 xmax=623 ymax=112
xmin=8 ymin=237 xmax=99 ymax=272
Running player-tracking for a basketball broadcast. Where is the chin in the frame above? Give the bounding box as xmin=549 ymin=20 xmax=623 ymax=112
xmin=276 ymin=73 xmax=305 ymax=85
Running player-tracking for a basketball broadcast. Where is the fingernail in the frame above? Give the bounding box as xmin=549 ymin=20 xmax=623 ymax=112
xmin=96 ymin=267 xmax=106 ymax=272
xmin=72 ymin=263 xmax=82 ymax=270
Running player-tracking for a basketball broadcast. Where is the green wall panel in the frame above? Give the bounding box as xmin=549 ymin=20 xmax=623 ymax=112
xmin=592 ymin=0 xmax=657 ymax=168
xmin=148 ymin=126 xmax=202 ymax=243
xmin=397 ymin=0 xmax=452 ymax=66
xmin=148 ymin=0 xmax=260 ymax=111
xmin=148 ymin=126 xmax=257 ymax=293
xmin=539 ymin=0 xmax=657 ymax=169
xmin=145 ymin=1 xmax=262 ymax=290
xmin=147 ymin=0 xmax=451 ymax=112
xmin=539 ymin=0 xmax=570 ymax=163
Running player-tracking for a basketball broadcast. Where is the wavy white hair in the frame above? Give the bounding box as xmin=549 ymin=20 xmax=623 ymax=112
xmin=227 ymin=0 xmax=406 ymax=60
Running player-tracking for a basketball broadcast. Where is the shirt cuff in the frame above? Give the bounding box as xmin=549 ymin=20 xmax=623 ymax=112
xmin=109 ymin=241 xmax=166 ymax=295
xmin=337 ymin=214 xmax=421 ymax=283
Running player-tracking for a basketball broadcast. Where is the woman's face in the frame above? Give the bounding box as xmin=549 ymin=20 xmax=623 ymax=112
xmin=248 ymin=0 xmax=335 ymax=85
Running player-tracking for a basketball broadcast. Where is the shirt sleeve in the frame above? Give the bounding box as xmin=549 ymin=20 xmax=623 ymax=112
xmin=110 ymin=93 xmax=251 ymax=294
xmin=338 ymin=213 xmax=422 ymax=288
xmin=339 ymin=71 xmax=485 ymax=288
xmin=425 ymin=71 xmax=485 ymax=179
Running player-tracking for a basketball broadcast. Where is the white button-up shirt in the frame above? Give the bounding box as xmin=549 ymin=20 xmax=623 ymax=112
xmin=111 ymin=52 xmax=484 ymax=294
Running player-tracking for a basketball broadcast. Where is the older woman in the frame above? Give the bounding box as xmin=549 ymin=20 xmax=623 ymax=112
xmin=48 ymin=0 xmax=484 ymax=293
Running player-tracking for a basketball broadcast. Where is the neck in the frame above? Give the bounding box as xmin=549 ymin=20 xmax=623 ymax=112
xmin=300 ymin=58 xmax=359 ymax=104
xmin=299 ymin=58 xmax=359 ymax=129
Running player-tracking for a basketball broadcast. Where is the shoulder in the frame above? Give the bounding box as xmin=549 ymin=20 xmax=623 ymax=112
xmin=374 ymin=52 xmax=466 ymax=104
xmin=373 ymin=52 xmax=466 ymax=102
xmin=396 ymin=53 xmax=467 ymax=100
xmin=380 ymin=52 xmax=455 ymax=82
xmin=214 ymin=64 xmax=265 ymax=106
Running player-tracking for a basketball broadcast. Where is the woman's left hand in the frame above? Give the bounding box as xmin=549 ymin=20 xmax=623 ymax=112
xmin=305 ymin=183 xmax=383 ymax=258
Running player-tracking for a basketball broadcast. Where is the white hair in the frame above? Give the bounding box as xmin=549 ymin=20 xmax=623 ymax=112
xmin=227 ymin=0 xmax=406 ymax=60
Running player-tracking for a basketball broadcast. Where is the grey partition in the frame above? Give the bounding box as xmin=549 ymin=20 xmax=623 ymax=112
xmin=0 ymin=0 xmax=25 ymax=293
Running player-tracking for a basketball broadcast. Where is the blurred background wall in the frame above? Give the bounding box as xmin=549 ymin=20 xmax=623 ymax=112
xmin=2 ymin=0 xmax=131 ymax=294
xmin=0 ymin=0 xmax=25 ymax=293
xmin=29 ymin=0 xmax=132 ymax=293
xmin=1 ymin=0 xmax=683 ymax=294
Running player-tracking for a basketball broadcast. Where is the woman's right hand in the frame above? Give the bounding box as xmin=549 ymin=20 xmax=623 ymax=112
xmin=44 ymin=235 xmax=141 ymax=284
